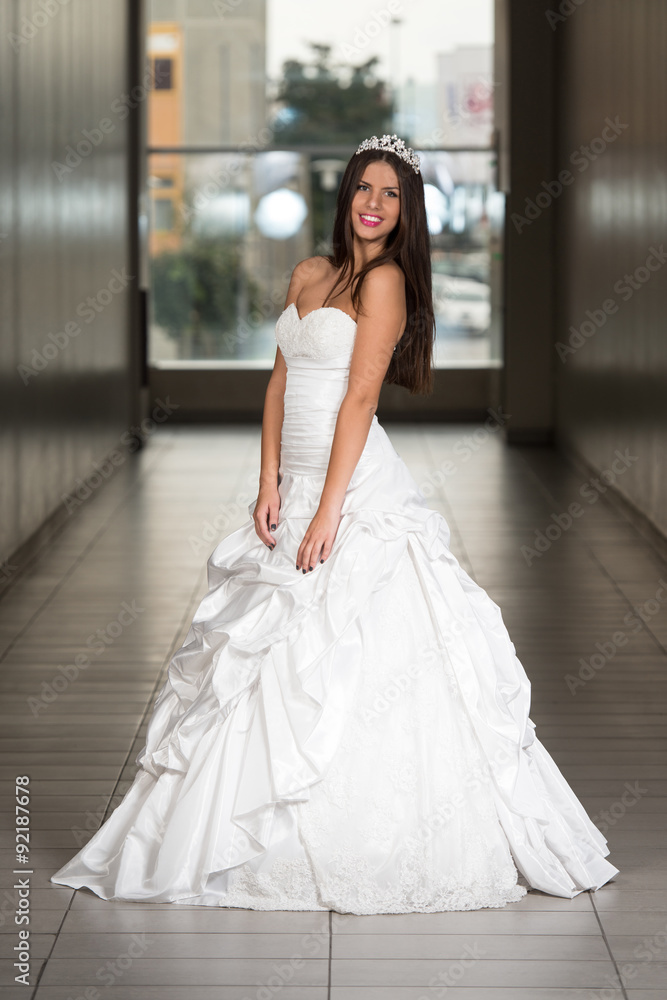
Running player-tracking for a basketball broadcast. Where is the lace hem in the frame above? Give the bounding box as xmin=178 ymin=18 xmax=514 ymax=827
xmin=176 ymin=853 xmax=527 ymax=914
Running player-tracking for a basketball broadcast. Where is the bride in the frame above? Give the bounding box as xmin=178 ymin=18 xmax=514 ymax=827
xmin=51 ymin=134 xmax=619 ymax=913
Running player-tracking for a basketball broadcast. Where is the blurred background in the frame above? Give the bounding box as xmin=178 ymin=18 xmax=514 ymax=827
xmin=1 ymin=0 xmax=666 ymax=582
xmin=1 ymin=7 xmax=667 ymax=992
xmin=145 ymin=0 xmax=499 ymax=368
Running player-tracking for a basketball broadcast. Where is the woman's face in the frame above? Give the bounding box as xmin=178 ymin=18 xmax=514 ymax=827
xmin=349 ymin=160 xmax=401 ymax=246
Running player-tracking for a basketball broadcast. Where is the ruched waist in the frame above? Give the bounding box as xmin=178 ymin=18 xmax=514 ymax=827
xmin=280 ymin=372 xmax=388 ymax=477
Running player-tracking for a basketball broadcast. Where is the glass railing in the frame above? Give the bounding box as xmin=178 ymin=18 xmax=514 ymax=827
xmin=147 ymin=147 xmax=503 ymax=368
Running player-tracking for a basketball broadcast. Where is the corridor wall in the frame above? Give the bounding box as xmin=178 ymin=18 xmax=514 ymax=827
xmin=554 ymin=0 xmax=667 ymax=541
xmin=0 ymin=0 xmax=143 ymax=571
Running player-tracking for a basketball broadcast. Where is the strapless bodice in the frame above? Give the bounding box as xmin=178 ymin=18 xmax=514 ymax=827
xmin=274 ymin=303 xmax=387 ymax=478
xmin=275 ymin=302 xmax=357 ymax=364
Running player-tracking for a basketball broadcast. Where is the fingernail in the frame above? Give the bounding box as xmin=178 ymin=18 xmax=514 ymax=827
xmin=271 ymin=524 xmax=276 ymax=530
xmin=270 ymin=544 xmax=275 ymax=549
xmin=320 ymin=559 xmax=324 ymax=563
xmin=295 ymin=563 xmax=299 ymax=570
xmin=308 ymin=566 xmax=313 ymax=571
xmin=302 ymin=568 xmax=306 ymax=574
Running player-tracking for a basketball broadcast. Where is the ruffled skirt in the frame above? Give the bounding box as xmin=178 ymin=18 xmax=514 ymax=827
xmin=51 ymin=421 xmax=619 ymax=911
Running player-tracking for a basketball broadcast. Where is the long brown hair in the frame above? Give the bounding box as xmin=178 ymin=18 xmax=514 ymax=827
xmin=322 ymin=147 xmax=435 ymax=395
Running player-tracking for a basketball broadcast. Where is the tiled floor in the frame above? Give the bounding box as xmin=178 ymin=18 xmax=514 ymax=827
xmin=1 ymin=424 xmax=666 ymax=1000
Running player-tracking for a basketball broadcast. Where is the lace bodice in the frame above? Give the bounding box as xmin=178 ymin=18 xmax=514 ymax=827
xmin=275 ymin=303 xmax=357 ymax=360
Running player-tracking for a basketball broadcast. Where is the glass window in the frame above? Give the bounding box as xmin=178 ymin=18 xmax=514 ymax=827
xmin=153 ymin=197 xmax=175 ymax=231
xmin=153 ymin=57 xmax=173 ymax=90
xmin=147 ymin=0 xmax=500 ymax=368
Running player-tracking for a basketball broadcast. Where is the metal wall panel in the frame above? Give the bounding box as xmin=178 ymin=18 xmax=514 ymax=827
xmin=555 ymin=0 xmax=667 ymax=537
xmin=495 ymin=0 xmax=557 ymax=443
xmin=0 ymin=0 xmax=138 ymax=568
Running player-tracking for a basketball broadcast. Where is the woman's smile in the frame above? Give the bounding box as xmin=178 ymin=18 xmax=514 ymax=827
xmin=359 ymin=213 xmax=384 ymax=227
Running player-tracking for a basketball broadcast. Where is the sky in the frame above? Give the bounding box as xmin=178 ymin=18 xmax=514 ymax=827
xmin=266 ymin=0 xmax=493 ymax=87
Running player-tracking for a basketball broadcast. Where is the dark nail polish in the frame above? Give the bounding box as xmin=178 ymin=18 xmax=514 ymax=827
xmin=295 ymin=564 xmax=299 ymax=570
xmin=308 ymin=566 xmax=313 ymax=571
xmin=271 ymin=524 xmax=276 ymax=530
xmin=302 ymin=568 xmax=306 ymax=574
xmin=320 ymin=559 xmax=324 ymax=563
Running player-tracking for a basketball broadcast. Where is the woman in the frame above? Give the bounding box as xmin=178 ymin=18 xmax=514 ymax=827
xmin=51 ymin=134 xmax=619 ymax=913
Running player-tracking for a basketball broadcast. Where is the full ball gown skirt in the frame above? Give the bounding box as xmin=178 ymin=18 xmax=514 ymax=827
xmin=51 ymin=304 xmax=619 ymax=913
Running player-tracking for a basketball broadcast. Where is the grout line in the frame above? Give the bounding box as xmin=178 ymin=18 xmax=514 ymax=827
xmin=0 ymin=438 xmax=175 ymax=668
xmin=328 ymin=908 xmax=333 ymax=997
xmin=9 ymin=428 xmax=665 ymax=996
xmin=590 ymin=892 xmax=631 ymax=1000
xmin=515 ymin=447 xmax=667 ymax=660
xmin=98 ymin=558 xmax=209 ymax=827
xmin=21 ymin=438 xmax=182 ymax=993
xmin=29 ymin=892 xmax=74 ymax=995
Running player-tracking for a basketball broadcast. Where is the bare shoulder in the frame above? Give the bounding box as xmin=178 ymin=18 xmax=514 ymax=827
xmin=360 ymin=261 xmax=406 ymax=317
xmin=363 ymin=261 xmax=405 ymax=298
xmin=289 ymin=255 xmax=330 ymax=291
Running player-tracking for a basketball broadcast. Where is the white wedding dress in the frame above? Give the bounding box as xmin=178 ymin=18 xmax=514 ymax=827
xmin=51 ymin=303 xmax=619 ymax=913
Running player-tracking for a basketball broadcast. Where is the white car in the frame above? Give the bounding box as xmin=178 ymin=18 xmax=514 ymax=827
xmin=433 ymin=275 xmax=490 ymax=336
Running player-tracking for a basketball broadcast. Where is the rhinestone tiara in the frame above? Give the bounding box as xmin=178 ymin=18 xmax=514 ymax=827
xmin=355 ymin=133 xmax=421 ymax=174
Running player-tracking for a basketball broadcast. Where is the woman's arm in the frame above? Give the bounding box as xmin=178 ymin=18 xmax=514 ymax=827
xmin=253 ymin=259 xmax=313 ymax=548
xmin=295 ymin=263 xmax=406 ymax=571
xmin=253 ymin=357 xmax=286 ymax=548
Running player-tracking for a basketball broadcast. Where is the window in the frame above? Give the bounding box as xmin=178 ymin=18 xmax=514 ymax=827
xmin=153 ymin=197 xmax=174 ymax=231
xmin=153 ymin=57 xmax=173 ymax=90
xmin=147 ymin=1 xmax=500 ymax=368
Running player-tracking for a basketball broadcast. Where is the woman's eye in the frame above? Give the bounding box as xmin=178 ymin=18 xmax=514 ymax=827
xmin=357 ymin=185 xmax=398 ymax=197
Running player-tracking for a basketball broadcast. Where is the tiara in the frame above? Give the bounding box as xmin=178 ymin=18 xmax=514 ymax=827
xmin=355 ymin=133 xmax=421 ymax=174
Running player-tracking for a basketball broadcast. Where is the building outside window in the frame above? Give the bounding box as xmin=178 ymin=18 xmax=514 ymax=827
xmin=146 ymin=0 xmax=502 ymax=370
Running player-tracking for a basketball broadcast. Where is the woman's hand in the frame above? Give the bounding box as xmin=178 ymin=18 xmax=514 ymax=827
xmin=296 ymin=502 xmax=342 ymax=572
xmin=253 ymin=485 xmax=281 ymax=549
